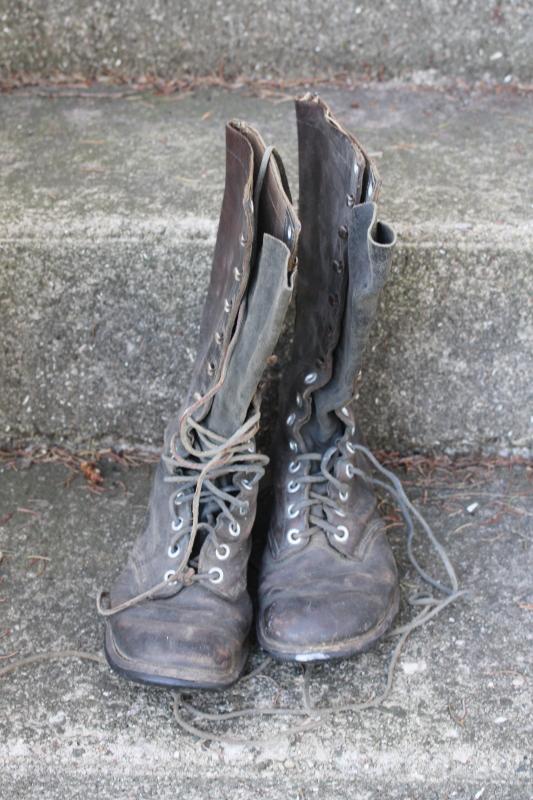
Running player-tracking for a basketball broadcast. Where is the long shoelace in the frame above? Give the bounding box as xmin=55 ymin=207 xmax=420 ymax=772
xmin=172 ymin=442 xmax=467 ymax=743
xmin=285 ymin=445 xmax=364 ymax=541
xmin=96 ymin=404 xmax=267 ymax=616
xmin=96 ymin=278 xmax=267 ymax=616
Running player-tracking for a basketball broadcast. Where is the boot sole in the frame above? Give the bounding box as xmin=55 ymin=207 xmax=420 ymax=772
xmin=256 ymin=585 xmax=400 ymax=663
xmin=104 ymin=624 xmax=249 ymax=691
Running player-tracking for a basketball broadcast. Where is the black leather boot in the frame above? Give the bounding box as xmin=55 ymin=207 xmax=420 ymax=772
xmin=100 ymin=121 xmax=299 ymax=688
xmin=257 ymin=95 xmax=399 ymax=662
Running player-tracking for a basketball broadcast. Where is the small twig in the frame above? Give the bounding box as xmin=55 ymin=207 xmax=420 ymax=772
xmin=448 ymin=697 xmax=467 ymax=726
xmin=0 ymin=651 xmax=19 ymax=661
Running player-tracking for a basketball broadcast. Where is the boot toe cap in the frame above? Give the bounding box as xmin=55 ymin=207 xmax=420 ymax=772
xmin=105 ymin=594 xmax=250 ymax=688
xmin=259 ymin=583 xmax=398 ymax=660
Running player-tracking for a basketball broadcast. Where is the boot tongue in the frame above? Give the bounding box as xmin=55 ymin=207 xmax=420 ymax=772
xmin=203 ymin=141 xmax=298 ymax=441
xmin=307 ymin=202 xmax=394 ymax=449
xmin=205 ymin=233 xmax=293 ymax=439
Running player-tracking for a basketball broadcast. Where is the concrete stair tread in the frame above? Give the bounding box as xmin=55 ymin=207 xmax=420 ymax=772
xmin=0 ymin=85 xmax=531 ymax=239
xmin=0 ymin=85 xmax=532 ymax=451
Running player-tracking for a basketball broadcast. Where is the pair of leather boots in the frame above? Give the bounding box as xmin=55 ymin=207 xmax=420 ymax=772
xmin=100 ymin=94 xmax=399 ymax=688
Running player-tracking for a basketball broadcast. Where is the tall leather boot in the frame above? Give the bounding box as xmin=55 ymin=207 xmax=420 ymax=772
xmin=100 ymin=120 xmax=299 ymax=688
xmin=257 ymin=94 xmax=399 ymax=661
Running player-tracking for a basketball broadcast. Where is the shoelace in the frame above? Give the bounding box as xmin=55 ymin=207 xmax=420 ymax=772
xmin=285 ymin=445 xmax=355 ymax=541
xmin=97 ymin=286 xmax=267 ymax=617
xmin=172 ymin=442 xmax=467 ymax=743
xmin=96 ymin=404 xmax=267 ymax=616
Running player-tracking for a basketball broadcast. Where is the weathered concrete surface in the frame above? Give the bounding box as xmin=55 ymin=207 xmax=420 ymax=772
xmin=0 ymin=0 xmax=532 ymax=82
xmin=0 ymin=459 xmax=531 ymax=797
xmin=0 ymin=85 xmax=532 ymax=453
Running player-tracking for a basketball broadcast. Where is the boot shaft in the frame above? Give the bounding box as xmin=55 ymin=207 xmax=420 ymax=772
xmin=166 ymin=121 xmax=299 ymax=449
xmin=286 ymin=95 xmax=395 ymax=449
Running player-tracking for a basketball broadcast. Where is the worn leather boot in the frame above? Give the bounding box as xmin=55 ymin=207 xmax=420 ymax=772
xmin=257 ymin=94 xmax=399 ymax=662
xmin=100 ymin=120 xmax=299 ymax=688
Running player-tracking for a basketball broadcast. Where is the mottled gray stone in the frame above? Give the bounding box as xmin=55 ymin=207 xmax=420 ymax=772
xmin=0 ymin=460 xmax=531 ymax=797
xmin=0 ymin=85 xmax=532 ymax=452
xmin=0 ymin=0 xmax=532 ymax=82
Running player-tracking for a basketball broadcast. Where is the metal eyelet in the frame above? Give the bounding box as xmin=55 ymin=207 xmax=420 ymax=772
xmin=296 ymin=393 xmax=303 ymax=407
xmin=167 ymin=542 xmax=181 ymax=559
xmin=215 ymin=544 xmax=230 ymax=561
xmin=239 ymin=232 xmax=248 ymax=246
xmin=341 ymin=406 xmax=350 ymax=417
xmin=229 ymin=521 xmax=241 ymax=537
xmin=207 ymin=361 xmax=216 ymax=376
xmin=241 ymin=478 xmax=254 ymax=491
xmin=287 ymin=480 xmax=300 ymax=494
xmin=286 ymin=413 xmax=296 ymax=426
xmin=172 ymin=516 xmax=184 ymax=532
xmin=287 ymin=529 xmax=302 ymax=546
xmin=339 ymin=489 xmax=349 ymax=502
xmin=338 ymin=225 xmax=348 ymax=239
xmin=288 ymin=460 xmax=300 ymax=474
xmin=346 ymin=193 xmax=356 ymax=208
xmin=238 ymin=500 xmax=249 ymax=517
xmin=287 ymin=503 xmax=299 ymax=519
xmin=215 ymin=331 xmax=223 ymax=345
xmin=334 ymin=525 xmax=349 ymax=542
xmin=345 ymin=464 xmax=355 ymax=478
xmin=209 ymin=567 xmax=224 ymax=584
xmin=164 ymin=570 xmax=176 ymax=582
xmin=289 ymin=440 xmax=298 ymax=453
xmin=332 ymin=259 xmax=343 ymax=274
xmin=234 ymin=267 xmax=242 ymax=280
xmin=304 ymin=372 xmax=317 ymax=385
xmin=335 ymin=508 xmax=347 ymax=518
xmin=346 ymin=441 xmax=357 ymax=454
xmin=224 ymin=298 xmax=231 ymax=313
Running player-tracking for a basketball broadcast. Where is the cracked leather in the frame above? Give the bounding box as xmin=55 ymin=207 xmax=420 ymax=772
xmin=257 ymin=95 xmax=399 ymax=660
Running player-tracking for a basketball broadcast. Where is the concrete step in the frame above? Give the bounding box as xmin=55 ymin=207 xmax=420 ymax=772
xmin=0 ymin=0 xmax=531 ymax=82
xmin=0 ymin=458 xmax=531 ymax=797
xmin=0 ymin=84 xmax=532 ymax=453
